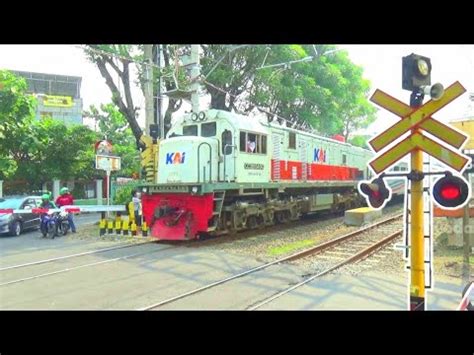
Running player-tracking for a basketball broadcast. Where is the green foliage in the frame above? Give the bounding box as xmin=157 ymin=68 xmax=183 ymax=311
xmin=0 ymin=70 xmax=37 ymax=180
xmin=84 ymin=103 xmax=140 ymax=177
xmin=113 ymin=184 xmax=136 ymax=205
xmin=349 ymin=135 xmax=370 ymax=148
xmin=83 ymin=45 xmax=377 ymax=140
xmin=1 ymin=70 xmax=99 ymax=190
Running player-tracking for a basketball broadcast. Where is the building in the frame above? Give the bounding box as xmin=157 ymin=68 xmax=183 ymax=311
xmin=11 ymin=70 xmax=83 ymax=126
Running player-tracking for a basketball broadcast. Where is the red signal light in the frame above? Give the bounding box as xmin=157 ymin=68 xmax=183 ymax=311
xmin=439 ymin=183 xmax=461 ymax=200
xmin=433 ymin=174 xmax=469 ymax=208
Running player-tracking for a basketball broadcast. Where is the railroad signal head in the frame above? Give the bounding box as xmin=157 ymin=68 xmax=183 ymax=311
xmin=402 ymin=53 xmax=432 ymax=91
xmin=358 ymin=177 xmax=391 ymax=209
xmin=432 ymin=172 xmax=470 ymax=209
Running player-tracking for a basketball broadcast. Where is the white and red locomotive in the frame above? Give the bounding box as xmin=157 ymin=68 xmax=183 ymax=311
xmin=141 ymin=109 xmax=398 ymax=241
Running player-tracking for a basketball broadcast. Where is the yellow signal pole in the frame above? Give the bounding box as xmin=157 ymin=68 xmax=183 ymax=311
xmin=409 ymin=91 xmax=426 ymax=311
xmin=410 ymin=139 xmax=425 ymax=310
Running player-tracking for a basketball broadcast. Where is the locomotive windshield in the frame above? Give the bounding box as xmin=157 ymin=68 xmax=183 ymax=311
xmin=183 ymin=125 xmax=198 ymax=136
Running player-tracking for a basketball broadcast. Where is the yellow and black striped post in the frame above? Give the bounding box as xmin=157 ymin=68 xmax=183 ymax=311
xmin=142 ymin=221 xmax=148 ymax=237
xmin=99 ymin=212 xmax=106 ymax=236
xmin=107 ymin=220 xmax=114 ymax=235
xmin=131 ymin=221 xmax=137 ymax=237
xmin=99 ymin=219 xmax=106 ymax=236
xmin=128 ymin=201 xmax=135 ymax=224
xmin=115 ymin=215 xmax=122 ymax=235
xmin=122 ymin=220 xmax=129 ymax=236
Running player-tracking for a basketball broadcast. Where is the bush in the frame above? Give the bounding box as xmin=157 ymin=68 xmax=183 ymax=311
xmin=114 ymin=184 xmax=137 ymax=205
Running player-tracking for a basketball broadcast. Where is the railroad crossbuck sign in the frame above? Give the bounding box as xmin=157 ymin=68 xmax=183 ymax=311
xmin=368 ymin=81 xmax=469 ymax=174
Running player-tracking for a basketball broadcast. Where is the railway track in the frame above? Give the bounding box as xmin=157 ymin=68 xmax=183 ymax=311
xmin=0 ymin=211 xmax=363 ymax=288
xmin=0 ymin=240 xmax=156 ymax=272
xmin=139 ymin=213 xmax=403 ymax=310
xmin=0 ymin=240 xmax=176 ymax=287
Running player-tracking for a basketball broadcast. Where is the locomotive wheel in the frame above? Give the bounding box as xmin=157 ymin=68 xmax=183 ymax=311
xmin=256 ymin=215 xmax=265 ymax=228
xmin=275 ymin=211 xmax=287 ymax=224
xmin=247 ymin=215 xmax=258 ymax=229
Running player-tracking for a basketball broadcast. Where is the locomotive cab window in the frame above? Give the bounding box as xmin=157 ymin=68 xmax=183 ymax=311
xmin=288 ymin=132 xmax=296 ymax=149
xmin=247 ymin=133 xmax=257 ymax=153
xmin=222 ymin=130 xmax=233 ymax=155
xmin=342 ymin=154 xmax=347 ymax=165
xmin=183 ymin=125 xmax=198 ymax=136
xmin=239 ymin=131 xmax=267 ymax=154
xmin=201 ymin=122 xmax=216 ymax=137
xmin=259 ymin=135 xmax=267 ymax=154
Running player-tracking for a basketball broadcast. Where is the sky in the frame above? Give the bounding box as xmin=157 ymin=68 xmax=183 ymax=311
xmin=0 ymin=44 xmax=473 ymax=136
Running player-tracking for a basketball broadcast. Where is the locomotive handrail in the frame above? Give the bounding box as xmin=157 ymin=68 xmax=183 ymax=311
xmin=223 ymin=144 xmax=237 ymax=182
xmin=197 ymin=142 xmax=212 ymax=183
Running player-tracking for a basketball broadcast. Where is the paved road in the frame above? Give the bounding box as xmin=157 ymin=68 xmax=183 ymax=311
xmin=0 ymin=214 xmax=466 ymax=310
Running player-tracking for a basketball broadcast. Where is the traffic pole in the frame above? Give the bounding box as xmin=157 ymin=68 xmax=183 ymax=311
xmin=410 ymin=93 xmax=425 ymax=311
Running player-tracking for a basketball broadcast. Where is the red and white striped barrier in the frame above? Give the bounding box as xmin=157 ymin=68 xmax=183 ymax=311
xmin=0 ymin=205 xmax=125 ymax=215
xmin=457 ymin=282 xmax=474 ymax=311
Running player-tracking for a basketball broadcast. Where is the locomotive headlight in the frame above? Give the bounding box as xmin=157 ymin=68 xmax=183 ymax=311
xmin=198 ymin=111 xmax=206 ymax=121
xmin=191 ymin=113 xmax=199 ymax=122
xmin=192 ymin=186 xmax=198 ymax=194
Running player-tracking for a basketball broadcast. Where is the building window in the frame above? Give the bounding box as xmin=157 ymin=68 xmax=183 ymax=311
xmin=183 ymin=125 xmax=198 ymax=136
xmin=201 ymin=122 xmax=216 ymax=137
xmin=289 ymin=132 xmax=296 ymax=149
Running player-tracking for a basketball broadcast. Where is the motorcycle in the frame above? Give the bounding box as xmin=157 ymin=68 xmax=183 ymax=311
xmin=40 ymin=210 xmax=59 ymax=239
xmin=57 ymin=210 xmax=70 ymax=236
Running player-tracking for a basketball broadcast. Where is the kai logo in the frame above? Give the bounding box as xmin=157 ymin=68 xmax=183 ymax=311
xmin=166 ymin=152 xmax=186 ymax=165
xmin=314 ymin=148 xmax=327 ymax=163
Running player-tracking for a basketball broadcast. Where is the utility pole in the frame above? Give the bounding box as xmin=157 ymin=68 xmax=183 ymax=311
xmin=462 ymin=156 xmax=471 ymax=285
xmin=190 ymin=45 xmax=201 ymax=113
xmin=409 ymin=92 xmax=426 ymax=311
xmin=156 ymin=44 xmax=163 ymax=139
xmin=144 ymin=45 xmax=154 ymax=136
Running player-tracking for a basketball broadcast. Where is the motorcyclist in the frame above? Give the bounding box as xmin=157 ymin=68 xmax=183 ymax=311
xmin=40 ymin=193 xmax=57 ymax=209
xmin=55 ymin=187 xmax=77 ymax=233
xmin=39 ymin=193 xmax=58 ymax=237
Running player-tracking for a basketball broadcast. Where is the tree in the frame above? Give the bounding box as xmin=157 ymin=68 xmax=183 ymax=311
xmin=84 ymin=103 xmax=141 ymax=177
xmin=4 ymin=117 xmax=98 ymax=192
xmin=0 ymin=69 xmax=37 ymax=180
xmin=1 ymin=70 xmax=100 ymax=193
xmin=349 ymin=135 xmax=370 ymax=148
xmin=84 ymin=45 xmax=186 ymax=142
xmin=83 ymin=45 xmax=376 ymax=140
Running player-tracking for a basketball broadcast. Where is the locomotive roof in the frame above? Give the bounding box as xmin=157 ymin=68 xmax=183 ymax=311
xmin=181 ymin=109 xmax=372 ymax=153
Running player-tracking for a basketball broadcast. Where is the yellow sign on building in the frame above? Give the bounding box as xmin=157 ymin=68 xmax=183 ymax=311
xmin=43 ymin=95 xmax=74 ymax=107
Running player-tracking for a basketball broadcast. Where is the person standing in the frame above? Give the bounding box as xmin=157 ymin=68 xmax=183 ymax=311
xmin=55 ymin=187 xmax=77 ymax=233
xmin=132 ymin=190 xmax=142 ymax=230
